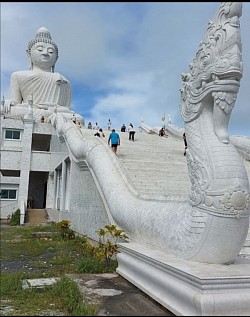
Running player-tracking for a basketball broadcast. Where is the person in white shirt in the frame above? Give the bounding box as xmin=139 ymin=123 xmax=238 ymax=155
xmin=93 ymin=122 xmax=99 ymax=130
xmin=128 ymin=123 xmax=135 ymax=141
xmin=94 ymin=128 xmax=105 ymax=138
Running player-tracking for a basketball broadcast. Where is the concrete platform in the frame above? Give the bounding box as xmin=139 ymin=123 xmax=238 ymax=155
xmin=117 ymin=243 xmax=250 ymax=316
xmin=68 ymin=273 xmax=174 ymax=316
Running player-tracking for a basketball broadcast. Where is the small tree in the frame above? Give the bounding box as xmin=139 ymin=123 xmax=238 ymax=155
xmin=95 ymin=224 xmax=128 ymax=266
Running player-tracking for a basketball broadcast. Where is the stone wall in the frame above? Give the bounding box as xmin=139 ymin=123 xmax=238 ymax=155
xmin=47 ymin=160 xmax=110 ymax=242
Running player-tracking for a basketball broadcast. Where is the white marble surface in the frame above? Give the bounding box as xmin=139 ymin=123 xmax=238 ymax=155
xmin=117 ymin=242 xmax=250 ymax=316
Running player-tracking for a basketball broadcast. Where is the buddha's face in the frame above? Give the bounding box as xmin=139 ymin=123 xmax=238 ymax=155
xmin=30 ymin=42 xmax=58 ymax=70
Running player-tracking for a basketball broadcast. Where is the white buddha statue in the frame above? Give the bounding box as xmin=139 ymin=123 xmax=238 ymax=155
xmin=3 ymin=27 xmax=84 ymax=124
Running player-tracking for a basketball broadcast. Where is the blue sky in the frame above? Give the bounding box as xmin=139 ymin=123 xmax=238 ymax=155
xmin=1 ymin=2 xmax=249 ymax=136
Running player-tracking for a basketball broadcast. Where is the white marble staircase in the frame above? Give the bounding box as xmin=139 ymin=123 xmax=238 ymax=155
xmin=80 ymin=126 xmax=250 ymax=257
xmin=117 ymin=130 xmax=190 ymax=200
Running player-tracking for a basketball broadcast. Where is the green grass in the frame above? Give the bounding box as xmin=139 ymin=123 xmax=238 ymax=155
xmin=1 ymin=273 xmax=97 ymax=316
xmin=51 ymin=276 xmax=97 ymax=315
xmin=78 ymin=256 xmax=118 ymax=273
xmin=0 ymin=224 xmax=118 ymax=315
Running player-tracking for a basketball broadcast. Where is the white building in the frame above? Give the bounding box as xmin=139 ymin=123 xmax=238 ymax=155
xmin=0 ymin=111 xmax=111 ymax=241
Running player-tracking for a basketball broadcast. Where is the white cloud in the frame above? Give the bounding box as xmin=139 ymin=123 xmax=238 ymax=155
xmin=1 ymin=2 xmax=249 ymax=136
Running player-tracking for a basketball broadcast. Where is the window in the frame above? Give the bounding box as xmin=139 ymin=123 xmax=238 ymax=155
xmin=0 ymin=189 xmax=17 ymax=200
xmin=5 ymin=130 xmax=21 ymax=140
xmin=1 ymin=170 xmax=20 ymax=177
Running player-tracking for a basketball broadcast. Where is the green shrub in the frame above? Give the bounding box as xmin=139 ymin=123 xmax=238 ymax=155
xmin=8 ymin=208 xmax=20 ymax=226
xmin=78 ymin=235 xmax=96 ymax=257
xmin=56 ymin=220 xmax=75 ymax=240
xmin=55 ymin=221 xmax=129 ymax=269
xmin=95 ymin=224 xmax=129 ymax=266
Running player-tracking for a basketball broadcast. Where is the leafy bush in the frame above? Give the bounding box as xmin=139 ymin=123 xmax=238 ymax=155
xmin=56 ymin=220 xmax=75 ymax=240
xmin=55 ymin=221 xmax=129 ymax=268
xmin=95 ymin=224 xmax=128 ymax=266
xmin=8 ymin=208 xmax=20 ymax=226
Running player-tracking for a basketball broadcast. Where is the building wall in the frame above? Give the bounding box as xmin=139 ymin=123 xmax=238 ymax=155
xmin=48 ymin=160 xmax=110 ymax=242
xmin=1 ymin=117 xmax=23 ymax=218
xmin=0 ymin=182 xmax=19 ymax=219
xmin=46 ymin=173 xmax=55 ymax=209
xmin=33 ymin=122 xmax=52 ymax=135
xmin=49 ymin=133 xmax=69 ymax=171
xmin=1 ymin=117 xmax=110 ymax=241
xmin=1 ymin=150 xmax=22 ymax=170
xmin=31 ymin=152 xmax=51 ymax=171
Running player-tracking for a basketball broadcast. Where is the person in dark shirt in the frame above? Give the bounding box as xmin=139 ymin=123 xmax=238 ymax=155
xmin=183 ymin=132 xmax=187 ymax=156
xmin=159 ymin=127 xmax=168 ymax=137
xmin=121 ymin=124 xmax=126 ymax=132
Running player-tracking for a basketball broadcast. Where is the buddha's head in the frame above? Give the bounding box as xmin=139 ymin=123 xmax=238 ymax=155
xmin=27 ymin=27 xmax=59 ymax=72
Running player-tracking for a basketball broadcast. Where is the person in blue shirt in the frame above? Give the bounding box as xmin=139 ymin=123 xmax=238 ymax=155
xmin=108 ymin=129 xmax=120 ymax=155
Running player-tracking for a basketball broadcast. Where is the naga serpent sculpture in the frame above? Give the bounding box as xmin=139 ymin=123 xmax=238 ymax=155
xmin=53 ymin=2 xmax=249 ymax=264
xmin=178 ymin=2 xmax=249 ymax=262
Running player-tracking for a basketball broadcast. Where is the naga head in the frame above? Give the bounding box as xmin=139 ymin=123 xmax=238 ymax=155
xmin=180 ymin=2 xmax=243 ymax=127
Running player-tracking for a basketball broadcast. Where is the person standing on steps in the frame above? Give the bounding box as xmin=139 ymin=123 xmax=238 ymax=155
xmin=88 ymin=122 xmax=92 ymax=129
xmin=93 ymin=122 xmax=99 ymax=130
xmin=107 ymin=118 xmax=112 ymax=131
xmin=128 ymin=123 xmax=136 ymax=141
xmin=183 ymin=132 xmax=188 ymax=156
xmin=121 ymin=124 xmax=126 ymax=132
xmin=108 ymin=129 xmax=120 ymax=155
xmin=71 ymin=113 xmax=76 ymax=124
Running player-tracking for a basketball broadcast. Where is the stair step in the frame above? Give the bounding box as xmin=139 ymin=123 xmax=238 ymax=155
xmin=112 ymin=132 xmax=190 ymax=197
xmin=25 ymin=209 xmax=48 ymax=224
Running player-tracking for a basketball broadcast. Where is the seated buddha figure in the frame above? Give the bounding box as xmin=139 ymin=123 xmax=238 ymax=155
xmin=4 ymin=27 xmax=83 ymax=124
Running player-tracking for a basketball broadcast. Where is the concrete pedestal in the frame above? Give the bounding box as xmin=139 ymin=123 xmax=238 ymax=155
xmin=116 ymin=243 xmax=250 ymax=316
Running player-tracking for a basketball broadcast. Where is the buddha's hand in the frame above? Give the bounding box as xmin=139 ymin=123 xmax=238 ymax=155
xmin=56 ymin=106 xmax=71 ymax=113
xmin=37 ymin=102 xmax=71 ymax=113
xmin=37 ymin=102 xmax=56 ymax=109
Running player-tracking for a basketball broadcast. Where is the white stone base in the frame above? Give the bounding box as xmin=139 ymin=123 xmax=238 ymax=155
xmin=116 ymin=243 xmax=250 ymax=316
